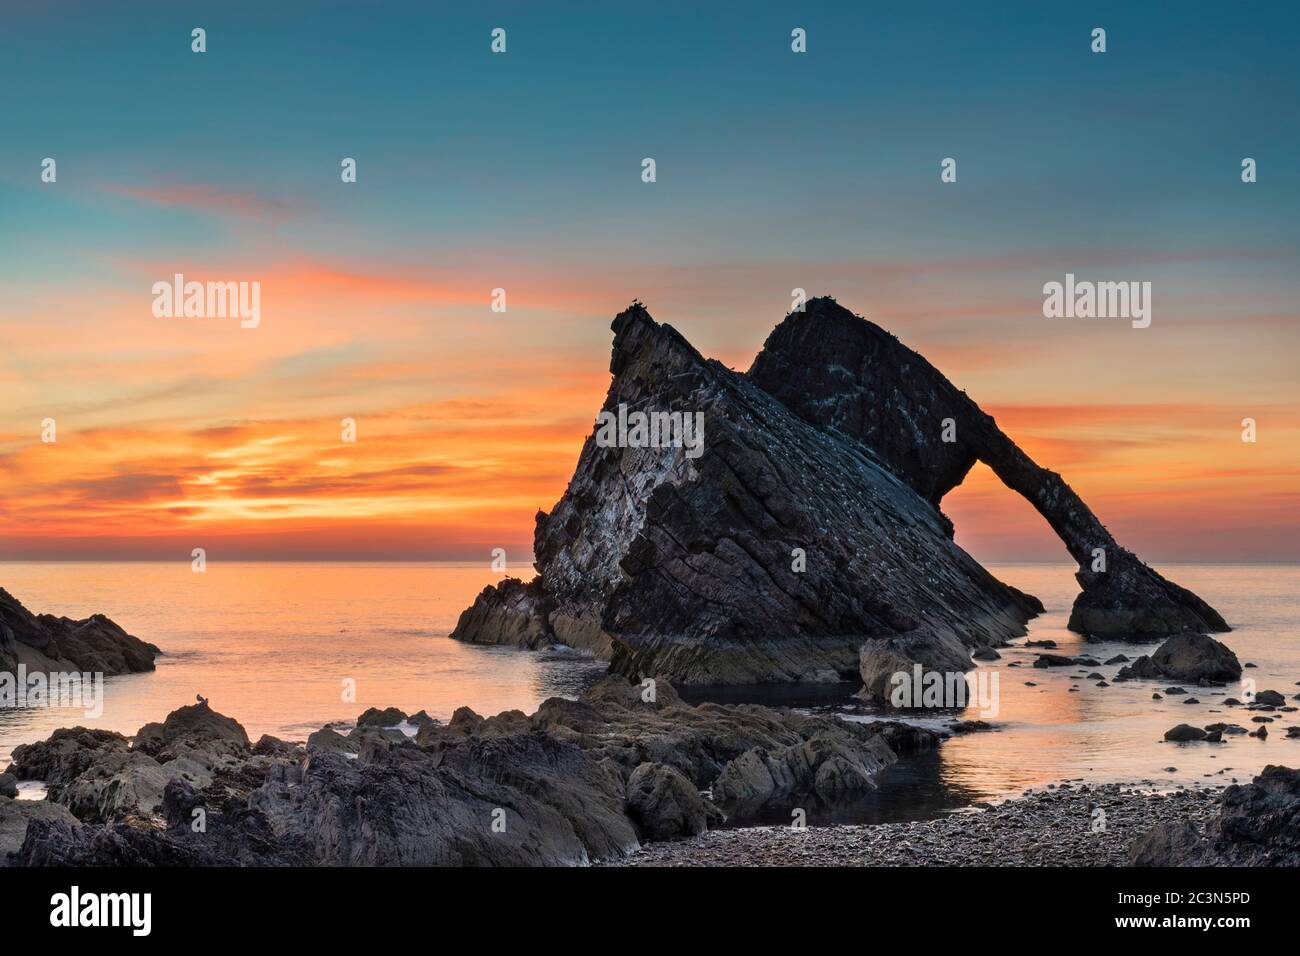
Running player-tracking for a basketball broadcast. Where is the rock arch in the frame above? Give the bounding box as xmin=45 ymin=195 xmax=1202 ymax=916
xmin=747 ymin=296 xmax=1227 ymax=639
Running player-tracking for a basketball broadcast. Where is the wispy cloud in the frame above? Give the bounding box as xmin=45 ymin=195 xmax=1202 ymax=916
xmin=104 ymin=182 xmax=299 ymax=223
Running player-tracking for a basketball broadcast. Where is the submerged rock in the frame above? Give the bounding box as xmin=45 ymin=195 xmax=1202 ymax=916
xmin=1033 ymin=654 xmax=1076 ymax=668
xmin=1163 ymin=724 xmax=1209 ymax=742
xmin=1115 ymin=633 xmax=1242 ymax=684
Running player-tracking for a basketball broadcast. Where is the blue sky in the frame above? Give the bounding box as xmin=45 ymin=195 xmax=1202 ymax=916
xmin=0 ymin=1 xmax=1296 ymax=560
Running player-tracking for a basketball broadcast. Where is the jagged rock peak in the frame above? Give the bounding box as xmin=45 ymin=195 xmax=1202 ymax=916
xmin=454 ymin=300 xmax=1043 ymax=689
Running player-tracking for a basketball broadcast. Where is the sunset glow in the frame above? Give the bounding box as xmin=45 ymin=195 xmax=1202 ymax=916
xmin=2 ymin=2 xmax=1296 ymax=562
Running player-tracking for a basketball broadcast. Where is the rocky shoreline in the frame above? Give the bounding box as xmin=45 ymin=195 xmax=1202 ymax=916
xmin=0 ymin=675 xmax=940 ymax=866
xmin=618 ymin=763 xmax=1300 ymax=867
xmin=4 ymin=669 xmax=1298 ymax=867
xmin=612 ymin=782 xmax=1226 ymax=867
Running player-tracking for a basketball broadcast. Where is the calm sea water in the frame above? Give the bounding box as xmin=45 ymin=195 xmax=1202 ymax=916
xmin=2 ymin=562 xmax=1297 ymax=813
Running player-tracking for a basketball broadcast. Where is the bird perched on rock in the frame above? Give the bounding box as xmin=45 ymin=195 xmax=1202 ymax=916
xmin=196 ymin=693 xmax=209 ymax=707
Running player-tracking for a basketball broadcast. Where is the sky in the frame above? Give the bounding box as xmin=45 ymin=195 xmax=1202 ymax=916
xmin=0 ymin=1 xmax=1296 ymax=563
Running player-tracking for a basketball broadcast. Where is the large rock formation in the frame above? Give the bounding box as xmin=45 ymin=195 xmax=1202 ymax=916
xmin=453 ymin=299 xmax=1225 ymax=691
xmin=749 ymin=298 xmax=1228 ymax=641
xmin=454 ymin=302 xmax=1043 ymax=689
xmin=0 ymin=587 xmax=158 ymax=676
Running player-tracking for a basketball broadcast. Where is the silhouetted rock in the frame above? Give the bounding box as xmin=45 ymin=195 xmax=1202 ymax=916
xmin=949 ymin=720 xmax=992 ymax=734
xmin=0 ymin=587 xmax=158 ymax=676
xmin=455 ymin=299 xmax=1223 ymax=692
xmin=748 ymin=298 xmax=1227 ymax=642
xmin=454 ymin=302 xmax=1041 ymax=689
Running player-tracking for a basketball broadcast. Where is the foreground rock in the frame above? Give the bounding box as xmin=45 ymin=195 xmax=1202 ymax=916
xmin=1115 ymin=632 xmax=1242 ymax=684
xmin=0 ymin=797 xmax=80 ymax=865
xmin=1129 ymin=765 xmax=1300 ymax=865
xmin=0 ymin=586 xmax=159 ymax=676
xmin=455 ymin=302 xmax=1042 ymax=690
xmin=7 ymin=703 xmax=269 ymax=829
xmin=625 ymin=763 xmax=714 ymax=841
xmin=10 ymin=677 xmax=936 ymax=866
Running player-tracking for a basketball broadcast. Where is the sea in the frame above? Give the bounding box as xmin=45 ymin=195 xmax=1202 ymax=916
xmin=2 ymin=561 xmax=1296 ymax=819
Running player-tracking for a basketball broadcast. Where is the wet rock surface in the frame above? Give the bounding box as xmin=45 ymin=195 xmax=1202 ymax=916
xmin=8 ymin=676 xmax=934 ymax=866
